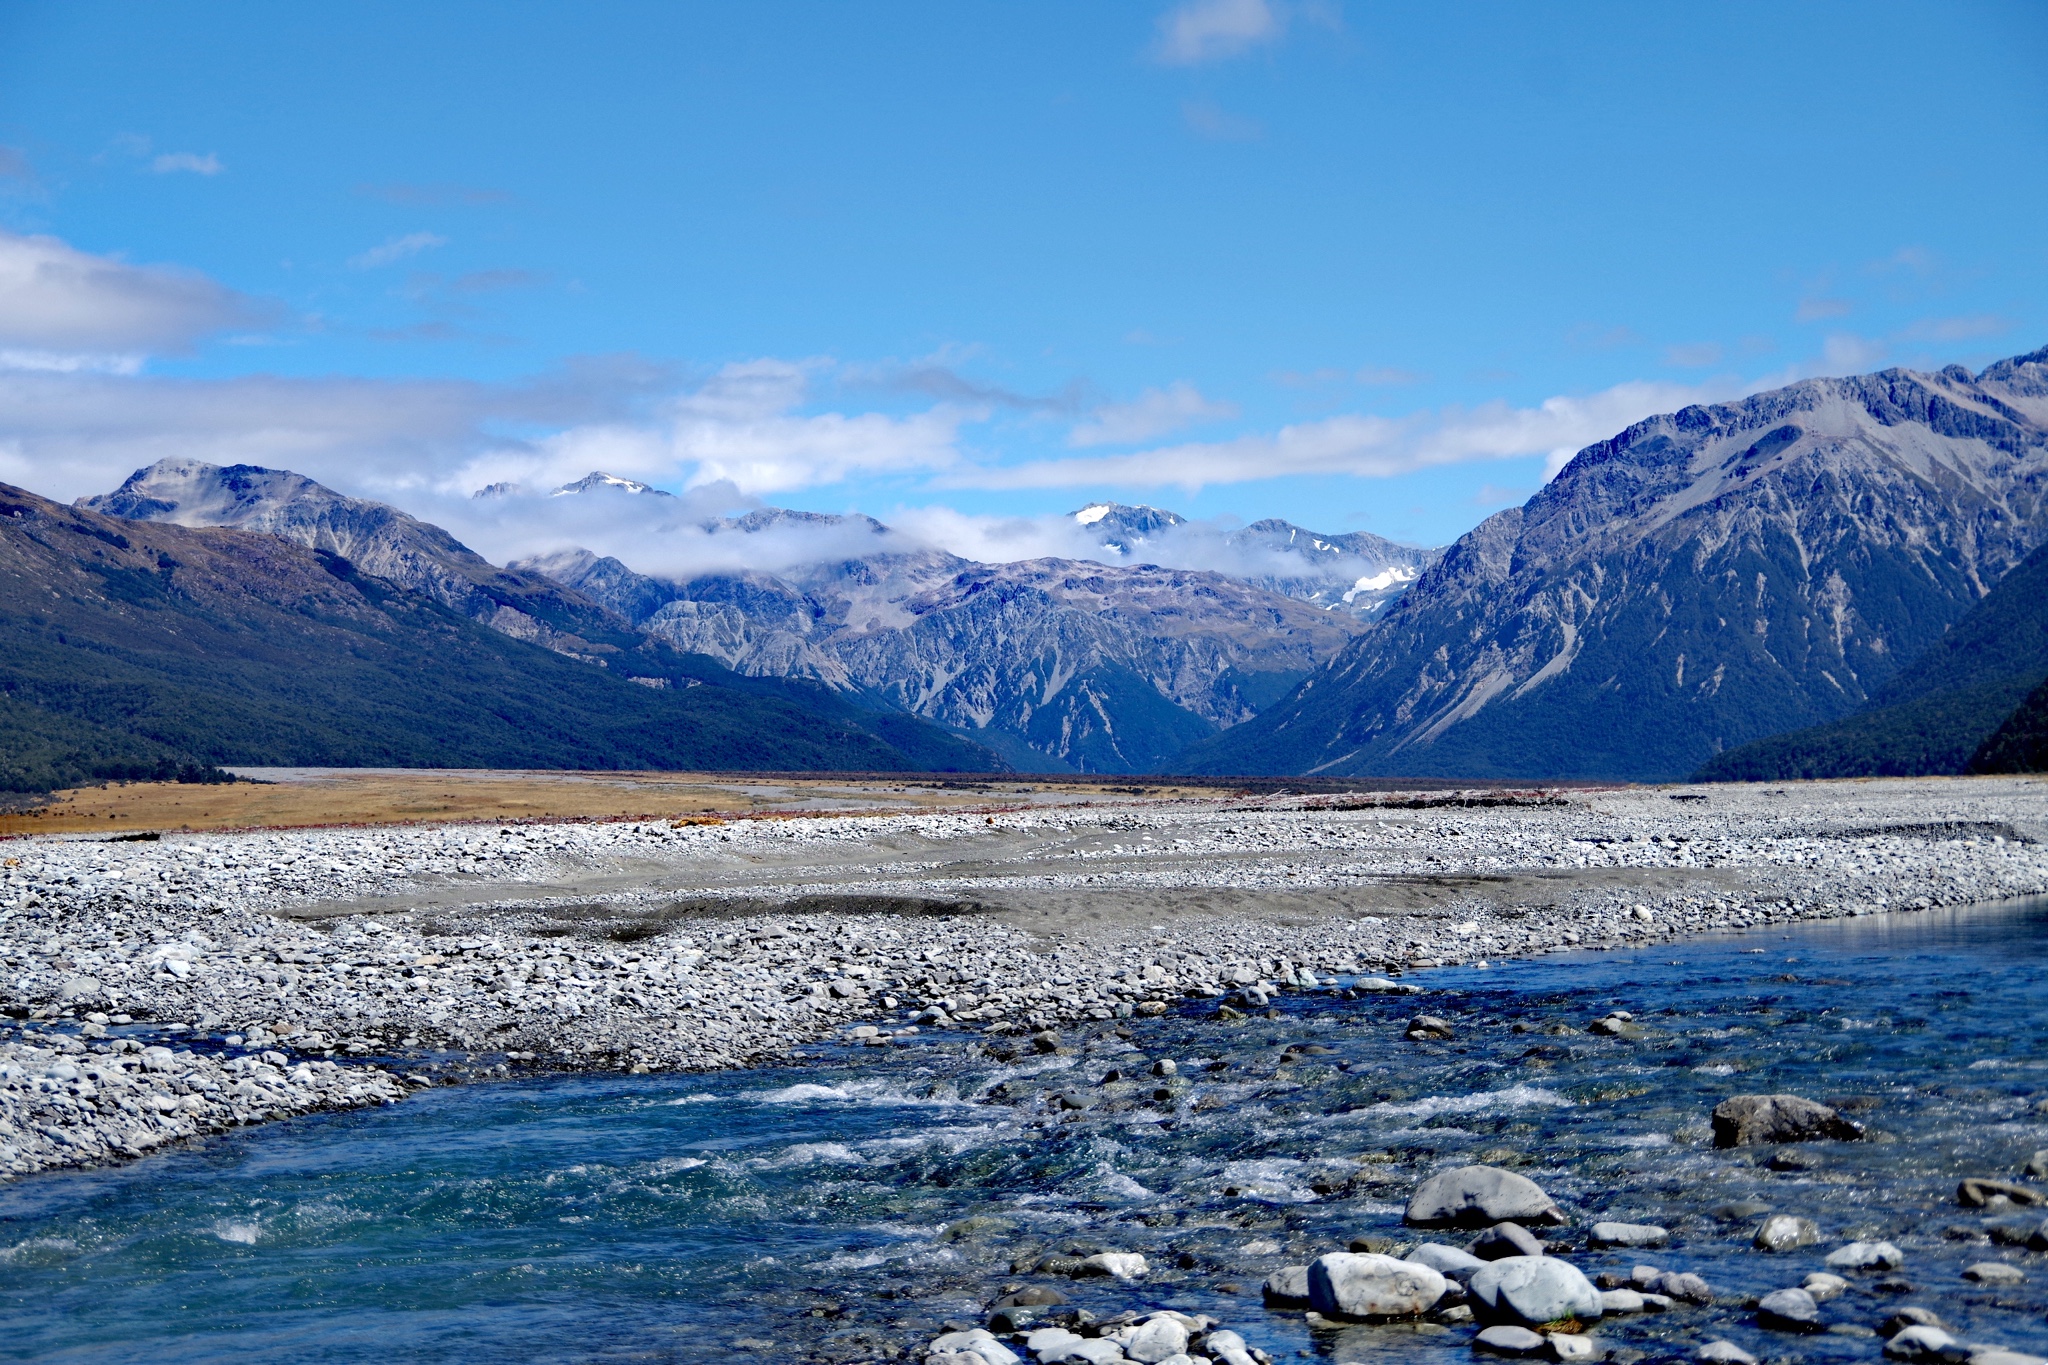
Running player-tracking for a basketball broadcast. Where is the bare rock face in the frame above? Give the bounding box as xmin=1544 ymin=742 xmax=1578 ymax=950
xmin=1406 ymin=1165 xmax=1566 ymax=1229
xmin=530 ymin=540 xmax=1366 ymax=773
xmin=1711 ymin=1094 xmax=1864 ymax=1148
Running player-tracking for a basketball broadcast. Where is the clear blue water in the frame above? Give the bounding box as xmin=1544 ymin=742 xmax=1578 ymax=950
xmin=5 ymin=899 xmax=2048 ymax=1363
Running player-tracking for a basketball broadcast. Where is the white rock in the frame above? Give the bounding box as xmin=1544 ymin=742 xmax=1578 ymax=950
xmin=1026 ymin=1327 xmax=1084 ymax=1358
xmin=1080 ymin=1251 xmax=1147 ymax=1279
xmin=1549 ymin=1334 xmax=1597 ymax=1361
xmin=1589 ymin=1221 xmax=1667 ymax=1248
xmin=1825 ymin=1239 xmax=1903 ymax=1270
xmin=1467 ymin=1256 xmax=1603 ymax=1327
xmin=1307 ymin=1252 xmax=1448 ymax=1318
xmin=1125 ymin=1317 xmax=1188 ymax=1364
xmin=1884 ymin=1326 xmax=1968 ymax=1363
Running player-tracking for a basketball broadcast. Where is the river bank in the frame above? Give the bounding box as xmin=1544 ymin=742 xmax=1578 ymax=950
xmin=4 ymin=887 xmax=2048 ymax=1364
xmin=2 ymin=776 xmax=2047 ymax=1183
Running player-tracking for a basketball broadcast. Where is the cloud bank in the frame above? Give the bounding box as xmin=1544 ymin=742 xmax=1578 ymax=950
xmin=0 ymin=229 xmax=271 ymax=356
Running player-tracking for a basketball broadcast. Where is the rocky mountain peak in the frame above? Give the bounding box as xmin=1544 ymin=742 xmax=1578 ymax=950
xmin=1187 ymin=345 xmax=2048 ymax=781
xmin=551 ymin=471 xmax=674 ymax=497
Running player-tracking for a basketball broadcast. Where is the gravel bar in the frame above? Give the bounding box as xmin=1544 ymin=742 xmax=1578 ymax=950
xmin=3 ymin=775 xmax=2046 ymax=1182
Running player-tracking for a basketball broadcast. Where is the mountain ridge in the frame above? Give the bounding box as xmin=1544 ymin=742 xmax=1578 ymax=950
xmin=0 ymin=482 xmax=1000 ymax=790
xmin=1182 ymin=345 xmax=2048 ymax=780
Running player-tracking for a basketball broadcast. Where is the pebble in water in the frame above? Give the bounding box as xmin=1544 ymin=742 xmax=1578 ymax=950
xmin=1751 ymin=1214 xmax=1819 ymax=1252
xmin=1710 ymin=1093 xmax=1864 ymax=1147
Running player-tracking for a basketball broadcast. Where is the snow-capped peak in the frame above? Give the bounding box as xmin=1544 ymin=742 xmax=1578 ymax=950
xmin=552 ymin=471 xmax=671 ymax=497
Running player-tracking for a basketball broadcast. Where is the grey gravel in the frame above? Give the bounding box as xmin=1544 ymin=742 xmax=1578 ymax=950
xmin=4 ymin=774 xmax=2048 ymax=1181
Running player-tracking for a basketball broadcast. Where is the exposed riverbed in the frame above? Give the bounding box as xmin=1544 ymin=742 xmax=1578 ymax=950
xmin=3 ymin=893 xmax=2046 ymax=1363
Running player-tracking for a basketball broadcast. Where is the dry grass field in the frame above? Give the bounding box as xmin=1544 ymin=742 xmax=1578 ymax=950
xmin=0 ymin=768 xmax=1129 ymax=837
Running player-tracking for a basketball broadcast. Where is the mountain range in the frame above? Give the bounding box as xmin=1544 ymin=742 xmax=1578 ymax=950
xmin=91 ymin=461 xmax=1425 ymax=774
xmin=0 ymin=483 xmax=997 ymax=793
xmin=16 ymin=343 xmax=2048 ymax=787
xmin=1186 ymin=345 xmax=2048 ymax=780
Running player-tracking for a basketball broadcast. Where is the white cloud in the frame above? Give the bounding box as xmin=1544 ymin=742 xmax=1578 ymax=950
xmin=1069 ymin=382 xmax=1237 ymax=446
xmin=349 ymin=232 xmax=448 ymax=269
xmin=0 ymin=370 xmax=513 ymax=503
xmin=1153 ymin=0 xmax=1283 ymax=64
xmin=450 ymin=360 xmax=965 ymax=499
xmin=0 ymin=229 xmax=270 ymax=353
xmin=0 ymin=349 xmax=143 ymax=375
xmin=942 ymin=380 xmax=1725 ymax=493
xmin=150 ymin=151 xmax=222 ymax=176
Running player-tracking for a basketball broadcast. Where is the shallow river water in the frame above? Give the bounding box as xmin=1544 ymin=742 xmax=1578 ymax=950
xmin=5 ymin=899 xmax=2048 ymax=1364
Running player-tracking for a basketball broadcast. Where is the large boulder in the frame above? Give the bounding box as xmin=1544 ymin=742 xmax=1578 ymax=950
xmin=1307 ymin=1252 xmax=1448 ymax=1318
xmin=1710 ymin=1094 xmax=1863 ymax=1147
xmin=1406 ymin=1166 xmax=1566 ymax=1228
xmin=1467 ymin=1256 xmax=1603 ymax=1327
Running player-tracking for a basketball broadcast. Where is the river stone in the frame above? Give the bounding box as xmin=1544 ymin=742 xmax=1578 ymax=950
xmin=1882 ymin=1308 xmax=1946 ymax=1337
xmin=994 ymin=1286 xmax=1068 ymax=1307
xmin=1800 ymin=1271 xmax=1848 ymax=1300
xmin=1473 ymin=1221 xmax=1546 ymax=1260
xmin=1026 ymin=1327 xmax=1084 ymax=1358
xmin=1063 ymin=1343 xmax=1126 ymax=1365
xmin=1825 ymin=1240 xmax=1904 ymax=1270
xmin=1262 ymin=1265 xmax=1311 ymax=1306
xmin=1959 ymin=1178 xmax=2047 ymax=1209
xmin=1590 ymin=1221 xmax=1668 ymax=1249
xmin=1711 ymin=1094 xmax=1863 ymax=1147
xmin=1697 ymin=1343 xmax=1757 ymax=1365
xmin=58 ymin=975 xmax=101 ymax=1003
xmin=1753 ymin=1214 xmax=1819 ymax=1251
xmin=1307 ymin=1252 xmax=1448 ymax=1318
xmin=1885 ymin=1326 xmax=1969 ymax=1363
xmin=1550 ymin=1333 xmax=1596 ymax=1361
xmin=1125 ymin=1317 xmax=1188 ymax=1364
xmin=1198 ymin=1329 xmax=1259 ymax=1365
xmin=1407 ymin=1166 xmax=1566 ymax=1229
xmin=930 ymin=1328 xmax=1022 ymax=1365
xmin=1077 ymin=1251 xmax=1147 ymax=1279
xmin=1406 ymin=1016 xmax=1456 ymax=1040
xmin=1643 ymin=1270 xmax=1712 ymax=1304
xmin=1599 ymin=1289 xmax=1647 ymax=1314
xmin=1472 ymin=1325 xmax=1548 ymax=1356
xmin=1967 ymin=1353 xmax=2048 ymax=1365
xmin=2025 ymin=1149 xmax=2048 ymax=1179
xmin=1963 ymin=1261 xmax=2026 ymax=1284
xmin=1467 ymin=1256 xmax=1603 ymax=1327
xmin=1410 ymin=1242 xmax=1489 ymax=1282
xmin=1756 ymin=1287 xmax=1822 ymax=1332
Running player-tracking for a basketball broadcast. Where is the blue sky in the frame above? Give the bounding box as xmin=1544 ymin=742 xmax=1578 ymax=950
xmin=0 ymin=0 xmax=2044 ymax=561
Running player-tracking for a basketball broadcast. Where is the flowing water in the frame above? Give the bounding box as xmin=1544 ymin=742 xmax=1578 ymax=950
xmin=5 ymin=899 xmax=2048 ymax=1363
